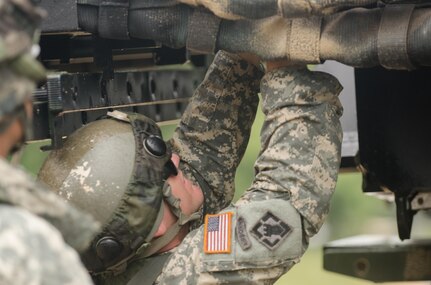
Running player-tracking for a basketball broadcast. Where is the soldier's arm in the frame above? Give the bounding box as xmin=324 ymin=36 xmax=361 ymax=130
xmin=157 ymin=65 xmax=343 ymax=284
xmin=242 ymin=66 xmax=343 ymax=237
xmin=227 ymin=66 xmax=343 ymax=283
xmin=168 ymin=51 xmax=263 ymax=213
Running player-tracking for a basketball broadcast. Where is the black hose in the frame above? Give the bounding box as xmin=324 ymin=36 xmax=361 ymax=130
xmin=320 ymin=6 xmax=431 ymax=69
xmin=78 ymin=2 xmax=431 ymax=70
xmin=129 ymin=5 xmax=191 ymax=49
xmin=320 ymin=8 xmax=382 ymax=68
xmin=408 ymin=8 xmax=431 ymax=66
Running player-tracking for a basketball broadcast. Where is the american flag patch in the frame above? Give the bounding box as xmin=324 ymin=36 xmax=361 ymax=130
xmin=204 ymin=212 xmax=233 ymax=254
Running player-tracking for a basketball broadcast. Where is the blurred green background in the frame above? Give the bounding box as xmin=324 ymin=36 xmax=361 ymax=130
xmin=20 ymin=105 xmax=430 ymax=285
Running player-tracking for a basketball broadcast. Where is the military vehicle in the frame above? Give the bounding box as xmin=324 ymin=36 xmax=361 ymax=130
xmin=33 ymin=0 xmax=431 ymax=282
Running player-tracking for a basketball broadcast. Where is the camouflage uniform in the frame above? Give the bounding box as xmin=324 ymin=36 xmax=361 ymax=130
xmin=100 ymin=50 xmax=343 ymax=284
xmin=0 ymin=160 xmax=99 ymax=285
xmin=0 ymin=0 xmax=99 ymax=284
xmin=0 ymin=133 xmax=99 ymax=285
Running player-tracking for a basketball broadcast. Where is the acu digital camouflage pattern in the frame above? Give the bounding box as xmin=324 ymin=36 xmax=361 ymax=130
xmin=0 ymin=158 xmax=100 ymax=252
xmin=249 ymin=65 xmax=343 ymax=237
xmin=0 ymin=205 xmax=94 ymax=285
xmin=168 ymin=51 xmax=262 ymax=225
xmin=0 ymin=159 xmax=99 ymax=284
xmin=153 ymin=52 xmax=343 ymax=284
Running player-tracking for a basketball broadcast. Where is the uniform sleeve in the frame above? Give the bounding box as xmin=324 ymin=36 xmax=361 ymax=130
xmin=0 ymin=206 xmax=94 ymax=285
xmin=157 ymin=67 xmax=343 ymax=285
xmin=168 ymin=51 xmax=263 ymax=213
xmin=241 ymin=67 xmax=343 ymax=237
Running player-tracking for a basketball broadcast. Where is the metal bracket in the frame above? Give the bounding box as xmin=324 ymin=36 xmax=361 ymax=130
xmin=411 ymin=192 xmax=431 ymax=210
xmin=324 ymin=235 xmax=431 ymax=282
xmin=395 ymin=194 xmax=417 ymax=240
xmin=33 ymin=68 xmax=205 ymax=149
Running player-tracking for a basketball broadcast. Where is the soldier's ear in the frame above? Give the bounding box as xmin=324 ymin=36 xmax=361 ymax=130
xmin=171 ymin=153 xmax=180 ymax=168
xmin=153 ymin=204 xmax=169 ymax=238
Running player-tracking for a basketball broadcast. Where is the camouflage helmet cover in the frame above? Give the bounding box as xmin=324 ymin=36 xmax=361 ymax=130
xmin=0 ymin=0 xmax=47 ymax=118
xmin=38 ymin=112 xmax=172 ymax=273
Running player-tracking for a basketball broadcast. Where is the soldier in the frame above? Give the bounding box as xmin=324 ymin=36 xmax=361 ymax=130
xmin=39 ymin=50 xmax=343 ymax=284
xmin=0 ymin=0 xmax=99 ymax=284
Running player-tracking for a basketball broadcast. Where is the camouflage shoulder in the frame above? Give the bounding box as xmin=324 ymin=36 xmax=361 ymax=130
xmin=0 ymin=205 xmax=93 ymax=285
xmin=157 ymin=202 xmax=303 ymax=284
xmin=0 ymin=158 xmax=100 ymax=252
xmin=0 ymin=0 xmax=46 ymax=62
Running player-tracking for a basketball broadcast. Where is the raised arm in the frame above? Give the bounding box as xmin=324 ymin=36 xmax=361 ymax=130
xmin=239 ymin=66 xmax=343 ymax=237
xmin=158 ymin=65 xmax=343 ymax=284
xmin=168 ymin=51 xmax=263 ymax=214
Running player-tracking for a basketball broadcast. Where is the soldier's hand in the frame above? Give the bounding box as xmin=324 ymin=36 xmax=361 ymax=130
xmin=265 ymin=59 xmax=305 ymax=72
xmin=239 ymin=53 xmax=305 ymax=72
xmin=238 ymin=53 xmax=261 ymax=69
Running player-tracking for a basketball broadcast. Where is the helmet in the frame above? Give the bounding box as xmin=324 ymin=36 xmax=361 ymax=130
xmin=0 ymin=0 xmax=47 ymax=133
xmin=38 ymin=111 xmax=183 ymax=274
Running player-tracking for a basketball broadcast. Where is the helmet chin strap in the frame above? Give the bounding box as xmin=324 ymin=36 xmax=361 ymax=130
xmin=137 ymin=209 xmax=201 ymax=258
xmin=101 ymin=181 xmax=202 ymax=276
xmin=135 ymin=182 xmax=201 ymax=258
xmin=96 ymin=192 xmax=201 ymax=276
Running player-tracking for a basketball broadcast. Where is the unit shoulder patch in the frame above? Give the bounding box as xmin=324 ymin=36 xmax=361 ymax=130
xmin=204 ymin=212 xmax=233 ymax=254
xmin=250 ymin=211 xmax=291 ymax=250
xmin=235 ymin=216 xmax=252 ymax=251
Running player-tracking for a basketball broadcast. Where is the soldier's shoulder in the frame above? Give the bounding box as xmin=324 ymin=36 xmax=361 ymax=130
xmin=0 ymin=158 xmax=52 ymax=211
xmin=0 ymin=205 xmax=93 ymax=285
xmin=0 ymin=158 xmax=40 ymax=189
xmin=0 ymin=205 xmax=62 ymax=281
xmin=0 ymin=204 xmax=63 ymax=242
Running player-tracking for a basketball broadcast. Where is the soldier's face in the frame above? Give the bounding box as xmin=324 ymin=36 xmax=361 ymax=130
xmin=14 ymin=99 xmax=33 ymax=146
xmin=23 ymin=99 xmax=33 ymax=119
xmin=166 ymin=153 xmax=204 ymax=216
